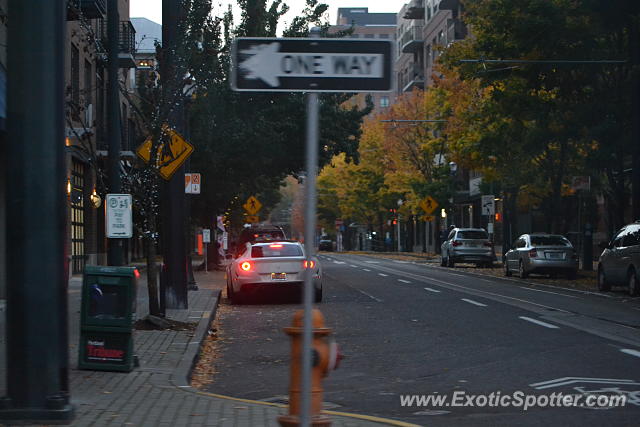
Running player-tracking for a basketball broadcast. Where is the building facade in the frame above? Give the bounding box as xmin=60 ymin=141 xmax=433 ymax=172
xmin=330 ymin=7 xmax=397 ymax=115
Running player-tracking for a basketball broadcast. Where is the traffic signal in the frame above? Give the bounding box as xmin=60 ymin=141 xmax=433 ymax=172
xmin=495 ymin=213 xmax=502 ymax=222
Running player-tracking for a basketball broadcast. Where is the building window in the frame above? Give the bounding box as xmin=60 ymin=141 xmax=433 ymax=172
xmin=379 ymin=34 xmax=389 ymax=39
xmin=380 ymin=96 xmax=390 ymax=108
xmin=71 ymin=44 xmax=80 ymax=105
xmin=364 ymin=34 xmax=374 ymax=38
xmin=70 ymin=159 xmax=85 ymax=275
xmin=350 ymin=34 xmax=360 ymax=38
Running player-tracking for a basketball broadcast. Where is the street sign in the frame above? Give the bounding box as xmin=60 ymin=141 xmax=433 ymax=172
xmin=231 ymin=38 xmax=394 ymax=92
xmin=185 ymin=173 xmax=201 ymax=194
xmin=202 ymin=228 xmax=211 ymax=243
xmin=245 ymin=215 xmax=260 ymax=223
xmin=420 ymin=196 xmax=438 ymax=215
xmin=481 ymin=195 xmax=495 ymax=216
xmin=243 ymin=195 xmax=262 ymax=215
xmin=136 ymin=127 xmax=194 ymax=180
xmin=420 ymin=215 xmax=436 ymax=222
xmin=105 ymin=194 xmax=133 ymax=238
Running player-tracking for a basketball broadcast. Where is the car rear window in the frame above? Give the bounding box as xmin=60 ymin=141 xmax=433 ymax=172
xmin=530 ymin=236 xmax=571 ymax=247
xmin=456 ymin=230 xmax=488 ymax=239
xmin=251 ymin=244 xmax=303 ymax=258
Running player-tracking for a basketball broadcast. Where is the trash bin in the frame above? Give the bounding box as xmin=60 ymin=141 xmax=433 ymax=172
xmin=78 ymin=266 xmax=139 ymax=372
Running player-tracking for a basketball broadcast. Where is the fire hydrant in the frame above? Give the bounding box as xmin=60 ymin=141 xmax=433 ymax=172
xmin=278 ymin=309 xmax=342 ymax=427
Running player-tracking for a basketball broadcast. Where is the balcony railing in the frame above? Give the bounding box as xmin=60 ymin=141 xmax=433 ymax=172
xmin=400 ymin=25 xmax=424 ymax=53
xmin=97 ymin=20 xmax=137 ymax=68
xmin=403 ymin=0 xmax=425 ymax=20
xmin=67 ymin=0 xmax=107 ymax=21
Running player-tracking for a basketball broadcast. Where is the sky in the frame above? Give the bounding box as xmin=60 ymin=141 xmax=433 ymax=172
xmin=129 ymin=0 xmax=401 ymax=27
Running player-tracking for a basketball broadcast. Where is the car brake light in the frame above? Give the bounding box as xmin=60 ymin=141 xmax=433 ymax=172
xmin=529 ymin=249 xmax=538 ymax=258
xmin=240 ymin=261 xmax=251 ymax=271
xmin=452 ymin=241 xmax=462 ymax=247
xmin=270 ymin=244 xmax=283 ymax=248
xmin=303 ymin=260 xmax=315 ymax=269
xmin=134 ymin=268 xmax=140 ymax=279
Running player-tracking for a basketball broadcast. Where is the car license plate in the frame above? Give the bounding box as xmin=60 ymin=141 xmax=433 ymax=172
xmin=547 ymin=252 xmax=562 ymax=259
xmin=271 ymin=272 xmax=287 ymax=281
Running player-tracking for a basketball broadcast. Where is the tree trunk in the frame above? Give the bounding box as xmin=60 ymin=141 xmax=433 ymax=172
xmin=146 ymin=237 xmax=161 ymax=317
xmin=502 ymin=190 xmax=518 ymax=253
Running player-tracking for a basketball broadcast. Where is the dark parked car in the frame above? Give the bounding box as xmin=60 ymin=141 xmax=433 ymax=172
xmin=440 ymin=227 xmax=496 ymax=267
xmin=318 ymin=239 xmax=334 ymax=251
xmin=504 ymin=233 xmax=578 ymax=279
xmin=597 ymin=222 xmax=640 ymax=295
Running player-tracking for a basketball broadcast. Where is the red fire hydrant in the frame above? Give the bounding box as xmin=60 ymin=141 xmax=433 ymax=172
xmin=278 ymin=309 xmax=342 ymax=427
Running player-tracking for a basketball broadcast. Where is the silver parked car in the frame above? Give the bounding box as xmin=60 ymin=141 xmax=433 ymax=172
xmin=440 ymin=228 xmax=496 ymax=267
xmin=503 ymin=234 xmax=578 ymax=279
xmin=597 ymin=222 xmax=640 ymax=295
xmin=226 ymin=240 xmax=322 ymax=304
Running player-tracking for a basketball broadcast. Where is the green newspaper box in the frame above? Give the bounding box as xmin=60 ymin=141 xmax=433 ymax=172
xmin=78 ymin=266 xmax=139 ymax=372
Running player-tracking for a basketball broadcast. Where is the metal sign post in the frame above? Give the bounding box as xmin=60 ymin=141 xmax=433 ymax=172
xmin=230 ymin=31 xmax=393 ymax=427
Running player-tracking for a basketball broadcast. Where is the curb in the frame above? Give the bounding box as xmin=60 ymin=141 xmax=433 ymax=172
xmin=170 ymin=289 xmax=221 ymax=388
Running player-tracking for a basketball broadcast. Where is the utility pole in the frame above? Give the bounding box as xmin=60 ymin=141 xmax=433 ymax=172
xmin=107 ymin=0 xmax=124 ymax=266
xmin=0 ymin=0 xmax=74 ymax=423
xmin=162 ymin=0 xmax=188 ymax=309
xmin=631 ymin=18 xmax=640 ymax=220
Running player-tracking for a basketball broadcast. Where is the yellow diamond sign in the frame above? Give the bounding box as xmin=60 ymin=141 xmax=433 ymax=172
xmin=136 ymin=127 xmax=194 ymax=181
xmin=243 ymin=196 xmax=262 ymax=215
xmin=419 ymin=196 xmax=438 ymax=215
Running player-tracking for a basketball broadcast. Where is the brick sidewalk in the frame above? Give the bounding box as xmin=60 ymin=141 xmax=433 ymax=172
xmin=1 ymin=268 xmax=412 ymax=427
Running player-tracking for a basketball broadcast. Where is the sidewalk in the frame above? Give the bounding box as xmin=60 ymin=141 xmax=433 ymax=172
xmin=1 ymin=267 xmax=412 ymax=427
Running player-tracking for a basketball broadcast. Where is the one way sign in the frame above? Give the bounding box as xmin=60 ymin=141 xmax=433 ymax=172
xmin=231 ymin=38 xmax=394 ymax=92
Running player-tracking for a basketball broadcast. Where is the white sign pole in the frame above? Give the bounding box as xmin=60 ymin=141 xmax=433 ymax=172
xmin=300 ymin=29 xmax=321 ymax=427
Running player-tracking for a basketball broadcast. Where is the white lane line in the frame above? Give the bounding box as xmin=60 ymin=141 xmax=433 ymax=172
xmin=333 ymin=261 xmax=346 ymax=264
xmin=363 ymin=269 xmax=371 ymax=272
xmin=365 ymin=261 xmax=380 ymax=264
xmin=523 ymin=287 xmax=578 ymax=298
xmin=461 ymin=298 xmax=487 ymax=307
xmin=378 ymin=273 xmax=389 ymax=277
xmin=350 ymin=265 xmax=358 ymax=268
xmin=355 ymin=288 xmax=383 ymax=303
xmin=393 ymin=261 xmax=409 ymax=264
xmin=519 ymin=316 xmax=559 ymax=329
xmin=620 ymin=349 xmax=640 ymax=359
xmin=398 ymin=279 xmax=411 ymax=284
xmin=423 ymin=287 xmax=441 ymax=293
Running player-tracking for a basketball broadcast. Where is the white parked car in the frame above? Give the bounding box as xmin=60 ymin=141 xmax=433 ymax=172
xmin=226 ymin=240 xmax=322 ymax=304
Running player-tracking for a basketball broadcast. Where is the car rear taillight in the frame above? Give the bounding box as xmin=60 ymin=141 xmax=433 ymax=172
xmin=270 ymin=244 xmax=283 ymax=248
xmin=240 ymin=261 xmax=251 ymax=271
xmin=529 ymin=249 xmax=538 ymax=258
xmin=303 ymin=260 xmax=316 ymax=269
xmin=452 ymin=241 xmax=462 ymax=247
xmin=484 ymin=242 xmax=493 ymax=247
xmin=134 ymin=268 xmax=140 ymax=279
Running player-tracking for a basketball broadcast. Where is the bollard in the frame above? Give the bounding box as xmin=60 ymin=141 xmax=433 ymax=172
xmin=278 ymin=309 xmax=341 ymax=427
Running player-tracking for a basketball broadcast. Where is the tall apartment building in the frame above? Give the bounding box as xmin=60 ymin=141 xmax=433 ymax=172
xmin=329 ymin=7 xmax=397 ymax=115
xmin=66 ymin=0 xmax=138 ymax=274
xmin=396 ymin=0 xmax=467 ymax=94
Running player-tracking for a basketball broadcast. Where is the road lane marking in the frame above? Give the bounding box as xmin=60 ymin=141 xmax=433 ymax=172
xmin=378 ymin=273 xmax=388 ymax=277
xmin=461 ymin=298 xmax=487 ymax=307
xmin=523 ymin=287 xmax=578 ymax=298
xmin=333 ymin=261 xmax=346 ymax=264
xmin=423 ymin=287 xmax=441 ymax=293
xmin=620 ymin=349 xmax=640 ymax=359
xmin=393 ymin=261 xmax=409 ymax=264
xmin=350 ymin=265 xmax=358 ymax=268
xmin=398 ymin=279 xmax=411 ymax=284
xmin=365 ymin=261 xmax=380 ymax=264
xmin=363 ymin=269 xmax=371 ymax=272
xmin=355 ymin=289 xmax=383 ymax=303
xmin=519 ymin=316 xmax=559 ymax=329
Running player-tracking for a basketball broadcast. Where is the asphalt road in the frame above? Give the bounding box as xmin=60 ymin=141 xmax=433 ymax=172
xmin=204 ymin=253 xmax=640 ymax=426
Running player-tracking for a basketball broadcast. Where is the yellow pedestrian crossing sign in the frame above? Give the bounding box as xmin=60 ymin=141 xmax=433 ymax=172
xmin=420 ymin=196 xmax=438 ymax=215
xmin=136 ymin=127 xmax=194 ymax=180
xmin=243 ymin=196 xmax=262 ymax=215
